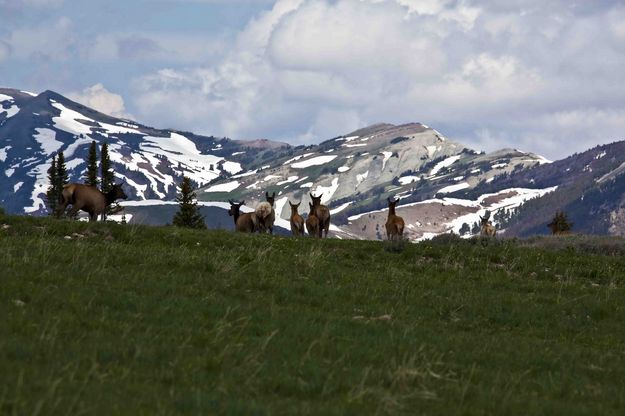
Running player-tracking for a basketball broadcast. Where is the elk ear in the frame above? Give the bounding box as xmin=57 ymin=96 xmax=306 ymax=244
xmin=228 ymin=199 xmax=234 ymax=205
xmin=387 ymin=197 xmax=391 ymax=203
xmin=265 ymin=191 xmax=269 ymax=198
xmin=241 ymin=200 xmax=245 ymax=205
xmin=309 ymin=192 xmax=314 ymax=199
xmin=272 ymin=192 xmax=276 ymax=198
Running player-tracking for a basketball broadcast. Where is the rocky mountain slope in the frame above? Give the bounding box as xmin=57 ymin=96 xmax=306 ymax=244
xmin=3 ymin=88 xmax=624 ymax=240
xmin=0 ymin=88 xmax=290 ymax=215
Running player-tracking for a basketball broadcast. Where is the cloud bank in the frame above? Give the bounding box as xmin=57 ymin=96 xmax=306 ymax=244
xmin=129 ymin=0 xmax=625 ymax=158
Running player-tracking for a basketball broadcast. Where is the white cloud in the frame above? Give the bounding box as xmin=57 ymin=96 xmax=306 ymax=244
xmin=129 ymin=0 xmax=625 ymax=159
xmin=0 ymin=40 xmax=10 ymax=62
xmin=67 ymin=84 xmax=131 ymax=119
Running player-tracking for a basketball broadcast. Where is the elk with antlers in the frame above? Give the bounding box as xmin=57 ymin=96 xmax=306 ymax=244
xmin=255 ymin=192 xmax=276 ymax=234
xmin=385 ymin=197 xmax=405 ymax=240
xmin=288 ymin=201 xmax=305 ymax=236
xmin=309 ymin=192 xmax=331 ymax=238
xmin=479 ymin=210 xmax=497 ymax=237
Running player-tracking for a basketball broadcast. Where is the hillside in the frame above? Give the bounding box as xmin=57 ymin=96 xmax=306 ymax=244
xmin=2 ymin=214 xmax=625 ymax=414
xmin=456 ymin=141 xmax=625 ymax=237
xmin=0 ymin=88 xmax=290 ymax=214
xmin=4 ymin=87 xmax=625 ymax=240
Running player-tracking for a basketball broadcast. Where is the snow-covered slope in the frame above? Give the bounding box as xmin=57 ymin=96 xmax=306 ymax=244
xmin=0 ymin=88 xmax=290 ymax=214
xmin=198 ymin=122 xmax=550 ymax=240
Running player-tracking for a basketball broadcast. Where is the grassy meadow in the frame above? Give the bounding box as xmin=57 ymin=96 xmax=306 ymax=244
xmin=1 ymin=214 xmax=625 ymax=415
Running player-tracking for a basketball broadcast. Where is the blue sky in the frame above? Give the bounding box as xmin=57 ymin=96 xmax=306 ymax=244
xmin=1 ymin=0 xmax=625 ymax=159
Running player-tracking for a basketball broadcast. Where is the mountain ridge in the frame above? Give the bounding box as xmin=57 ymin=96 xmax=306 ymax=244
xmin=2 ymin=87 xmax=625 ymax=239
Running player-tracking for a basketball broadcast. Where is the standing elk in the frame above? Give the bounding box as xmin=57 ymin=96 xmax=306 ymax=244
xmin=305 ymin=202 xmax=320 ymax=238
xmin=385 ymin=197 xmax=405 ymax=240
xmin=289 ymin=201 xmax=305 ymax=236
xmin=59 ymin=183 xmax=127 ymax=222
xmin=309 ymin=192 xmax=331 ymax=238
xmin=228 ymin=200 xmax=257 ymax=233
xmin=479 ymin=211 xmax=497 ymax=237
xmin=255 ymin=192 xmax=276 ymax=234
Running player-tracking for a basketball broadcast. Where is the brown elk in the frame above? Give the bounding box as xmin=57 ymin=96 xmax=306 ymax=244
xmin=288 ymin=201 xmax=305 ymax=236
xmin=305 ymin=202 xmax=320 ymax=238
xmin=385 ymin=197 xmax=405 ymax=240
xmin=309 ymin=192 xmax=331 ymax=238
xmin=479 ymin=211 xmax=496 ymax=237
xmin=255 ymin=191 xmax=276 ymax=234
xmin=228 ymin=200 xmax=257 ymax=233
xmin=59 ymin=183 xmax=127 ymax=221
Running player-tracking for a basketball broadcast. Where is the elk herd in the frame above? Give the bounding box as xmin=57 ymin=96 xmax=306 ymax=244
xmin=228 ymin=192 xmax=334 ymax=238
xmin=58 ymin=181 xmax=500 ymax=241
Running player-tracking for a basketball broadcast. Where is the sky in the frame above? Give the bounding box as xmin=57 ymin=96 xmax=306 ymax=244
xmin=1 ymin=0 xmax=625 ymax=159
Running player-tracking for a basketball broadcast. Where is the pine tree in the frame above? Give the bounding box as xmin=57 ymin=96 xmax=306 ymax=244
xmin=100 ymin=142 xmax=113 ymax=193
xmin=85 ymin=140 xmax=98 ymax=186
xmin=548 ymin=211 xmax=573 ymax=235
xmin=55 ymin=151 xmax=69 ymax=218
xmin=46 ymin=156 xmax=58 ymax=216
xmin=173 ymin=176 xmax=206 ymax=229
xmin=100 ymin=143 xmax=115 ymax=220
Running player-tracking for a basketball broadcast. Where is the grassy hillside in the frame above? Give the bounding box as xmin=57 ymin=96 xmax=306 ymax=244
xmin=1 ymin=215 xmax=625 ymax=415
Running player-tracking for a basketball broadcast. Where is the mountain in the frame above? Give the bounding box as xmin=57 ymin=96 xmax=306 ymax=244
xmin=3 ymin=87 xmax=624 ymax=240
xmin=457 ymin=141 xmax=625 ymax=237
xmin=0 ymin=88 xmax=290 ymax=215
xmin=198 ymin=122 xmax=552 ymax=239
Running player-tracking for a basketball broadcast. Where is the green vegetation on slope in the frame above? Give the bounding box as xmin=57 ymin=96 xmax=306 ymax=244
xmin=1 ymin=216 xmax=625 ymax=415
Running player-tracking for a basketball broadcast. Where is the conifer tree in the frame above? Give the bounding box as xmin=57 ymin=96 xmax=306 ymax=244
xmin=173 ymin=176 xmax=206 ymax=229
xmin=85 ymin=140 xmax=98 ymax=186
xmin=100 ymin=143 xmax=115 ymax=220
xmin=46 ymin=155 xmax=58 ymax=216
xmin=100 ymin=142 xmax=113 ymax=193
xmin=54 ymin=151 xmax=69 ymax=218
xmin=548 ymin=211 xmax=573 ymax=235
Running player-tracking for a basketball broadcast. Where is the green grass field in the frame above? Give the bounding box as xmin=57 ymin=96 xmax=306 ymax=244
xmin=2 ymin=215 xmax=625 ymax=415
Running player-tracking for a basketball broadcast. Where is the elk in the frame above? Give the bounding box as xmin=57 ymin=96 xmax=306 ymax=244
xmin=255 ymin=191 xmax=276 ymax=234
xmin=289 ymin=200 xmax=305 ymax=236
xmin=309 ymin=192 xmax=331 ymax=238
xmin=228 ymin=200 xmax=257 ymax=233
xmin=58 ymin=183 xmax=127 ymax=222
xmin=305 ymin=202 xmax=320 ymax=238
xmin=385 ymin=197 xmax=405 ymax=240
xmin=479 ymin=211 xmax=497 ymax=237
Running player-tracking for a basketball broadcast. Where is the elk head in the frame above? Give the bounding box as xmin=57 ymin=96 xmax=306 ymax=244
xmin=111 ymin=183 xmax=128 ymax=200
xmin=309 ymin=192 xmax=323 ymax=206
xmin=228 ymin=200 xmax=244 ymax=217
xmin=265 ymin=191 xmax=276 ymax=206
xmin=289 ymin=200 xmax=300 ymax=213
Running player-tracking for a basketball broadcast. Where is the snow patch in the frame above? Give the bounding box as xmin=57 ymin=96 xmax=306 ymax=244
xmin=331 ymin=201 xmax=353 ymax=214
xmin=356 ymin=171 xmax=369 ymax=188
xmin=14 ymin=182 xmax=24 ymax=192
xmin=299 ymin=182 xmax=313 ymax=188
xmin=430 ymin=155 xmax=461 ymax=177
xmin=381 ymin=151 xmax=393 ymax=170
xmin=34 ymin=128 xmax=63 ymax=155
xmin=338 ymin=166 xmax=350 ymax=173
xmin=205 ymin=180 xmax=240 ymax=193
xmin=291 ymin=155 xmax=337 ymax=169
xmin=398 ymin=175 xmax=419 ymax=185
xmin=277 ymin=175 xmax=299 ymax=185
xmin=437 ymin=182 xmax=470 ymax=194
xmin=0 ymin=146 xmax=10 ymax=162
xmin=312 ymin=177 xmax=340 ymax=204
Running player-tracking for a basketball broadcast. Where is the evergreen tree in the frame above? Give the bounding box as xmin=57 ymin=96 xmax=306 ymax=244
xmin=548 ymin=211 xmax=573 ymax=235
xmin=85 ymin=140 xmax=98 ymax=186
xmin=55 ymin=151 xmax=69 ymax=218
xmin=100 ymin=142 xmax=113 ymax=193
xmin=173 ymin=176 xmax=206 ymax=229
xmin=100 ymin=143 xmax=115 ymax=220
xmin=46 ymin=156 xmax=58 ymax=216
